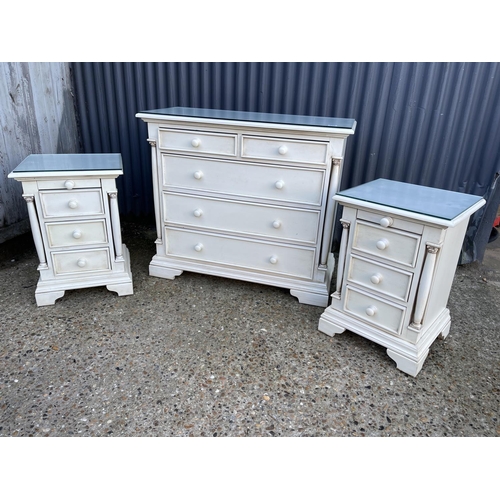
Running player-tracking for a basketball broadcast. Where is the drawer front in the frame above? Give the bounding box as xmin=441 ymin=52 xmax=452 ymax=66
xmin=163 ymin=193 xmax=320 ymax=244
xmin=347 ymin=254 xmax=413 ymax=302
xmin=40 ymin=189 xmax=104 ymax=218
xmin=37 ymin=178 xmax=101 ymax=190
xmin=158 ymin=128 xmax=237 ymax=156
xmin=352 ymin=221 xmax=420 ymax=267
xmin=52 ymin=248 xmax=111 ymax=275
xmin=242 ymin=136 xmax=329 ymax=165
xmin=357 ymin=209 xmax=424 ymax=235
xmin=162 ymin=155 xmax=325 ymax=206
xmin=46 ymin=220 xmax=108 ymax=248
xmin=165 ymin=228 xmax=315 ymax=279
xmin=344 ymin=286 xmax=406 ymax=336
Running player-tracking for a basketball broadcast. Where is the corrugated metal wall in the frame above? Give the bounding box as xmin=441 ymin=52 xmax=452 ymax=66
xmin=0 ymin=62 xmax=81 ymax=241
xmin=71 ymin=62 xmax=500 ymax=262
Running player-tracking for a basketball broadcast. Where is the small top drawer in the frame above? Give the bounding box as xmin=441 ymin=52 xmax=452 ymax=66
xmin=40 ymin=189 xmax=105 ymax=219
xmin=158 ymin=128 xmax=237 ymax=156
xmin=37 ymin=178 xmax=101 ymax=190
xmin=352 ymin=220 xmax=421 ymax=268
xmin=241 ymin=136 xmax=329 ymax=165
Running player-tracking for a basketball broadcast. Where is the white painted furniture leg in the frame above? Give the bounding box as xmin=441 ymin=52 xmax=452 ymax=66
xmin=108 ymin=191 xmax=124 ymax=261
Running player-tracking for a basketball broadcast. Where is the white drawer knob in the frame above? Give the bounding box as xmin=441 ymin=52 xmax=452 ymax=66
xmin=77 ymin=258 xmax=87 ymax=268
xmin=365 ymin=306 xmax=378 ymax=317
xmin=376 ymin=238 xmax=389 ymax=250
xmin=370 ymin=273 xmax=383 ymax=284
xmin=272 ymin=220 xmax=281 ymax=229
xmin=64 ymin=180 xmax=75 ymax=190
xmin=194 ymin=243 xmax=203 ymax=252
xmin=269 ymin=255 xmax=278 ymax=264
xmin=193 ymin=171 xmax=204 ymax=180
xmin=68 ymin=199 xmax=78 ymax=209
xmin=193 ymin=209 xmax=203 ymax=218
xmin=380 ymin=217 xmax=394 ymax=227
xmin=191 ymin=138 xmax=201 ymax=148
xmin=275 ymin=180 xmax=284 ymax=190
xmin=278 ymin=145 xmax=288 ymax=155
xmin=72 ymin=229 xmax=82 ymax=239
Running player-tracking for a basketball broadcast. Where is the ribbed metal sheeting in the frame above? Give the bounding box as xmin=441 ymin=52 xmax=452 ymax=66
xmin=71 ymin=62 xmax=500 ymax=262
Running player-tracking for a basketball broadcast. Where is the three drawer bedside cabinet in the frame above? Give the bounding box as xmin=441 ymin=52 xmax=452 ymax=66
xmin=136 ymin=107 xmax=356 ymax=307
xmin=8 ymin=154 xmax=133 ymax=306
xmin=318 ymin=178 xmax=485 ymax=376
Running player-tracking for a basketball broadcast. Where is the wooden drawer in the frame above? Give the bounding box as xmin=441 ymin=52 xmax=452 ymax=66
xmin=52 ymin=248 xmax=111 ymax=275
xmin=45 ymin=220 xmax=108 ymax=248
xmin=165 ymin=228 xmax=315 ymax=279
xmin=163 ymin=192 xmax=320 ymax=244
xmin=162 ymin=155 xmax=325 ymax=206
xmin=344 ymin=286 xmax=406 ymax=336
xmin=158 ymin=128 xmax=237 ymax=156
xmin=352 ymin=220 xmax=421 ymax=267
xmin=357 ymin=209 xmax=424 ymax=235
xmin=37 ymin=178 xmax=101 ymax=190
xmin=347 ymin=254 xmax=413 ymax=302
xmin=241 ymin=135 xmax=329 ymax=165
xmin=39 ymin=189 xmax=105 ymax=219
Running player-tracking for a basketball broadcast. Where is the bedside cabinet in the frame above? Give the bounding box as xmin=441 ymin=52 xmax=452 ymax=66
xmin=318 ymin=179 xmax=485 ymax=376
xmin=136 ymin=107 xmax=356 ymax=307
xmin=8 ymin=154 xmax=133 ymax=306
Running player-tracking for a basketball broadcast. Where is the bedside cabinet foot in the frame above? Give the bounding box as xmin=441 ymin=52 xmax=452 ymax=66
xmin=318 ymin=310 xmax=346 ymax=337
xmin=107 ymin=281 xmax=134 ymax=296
xmin=439 ymin=321 xmax=451 ymax=340
xmin=35 ymin=289 xmax=66 ymax=307
xmin=386 ymin=349 xmax=429 ymax=377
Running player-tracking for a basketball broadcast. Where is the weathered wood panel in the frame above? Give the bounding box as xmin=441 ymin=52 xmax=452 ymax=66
xmin=0 ymin=62 xmax=80 ymax=241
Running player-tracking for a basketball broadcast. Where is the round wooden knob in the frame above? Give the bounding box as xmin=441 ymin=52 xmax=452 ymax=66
xmin=370 ymin=273 xmax=383 ymax=284
xmin=194 ymin=243 xmax=203 ymax=252
xmin=193 ymin=209 xmax=203 ymax=218
xmin=272 ymin=220 xmax=281 ymax=229
xmin=275 ymin=180 xmax=284 ymax=189
xmin=72 ymin=229 xmax=82 ymax=239
xmin=77 ymin=258 xmax=87 ymax=268
xmin=380 ymin=217 xmax=393 ymax=227
xmin=64 ymin=180 xmax=75 ymax=190
xmin=191 ymin=138 xmax=201 ymax=148
xmin=376 ymin=238 xmax=389 ymax=250
xmin=269 ymin=255 xmax=278 ymax=264
xmin=193 ymin=171 xmax=203 ymax=180
xmin=68 ymin=200 xmax=78 ymax=209
xmin=278 ymin=145 xmax=288 ymax=155
xmin=365 ymin=306 xmax=377 ymax=316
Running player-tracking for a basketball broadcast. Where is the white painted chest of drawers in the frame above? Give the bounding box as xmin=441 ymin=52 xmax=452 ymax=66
xmin=8 ymin=154 xmax=133 ymax=306
xmin=136 ymin=107 xmax=356 ymax=306
xmin=318 ymin=179 xmax=485 ymax=376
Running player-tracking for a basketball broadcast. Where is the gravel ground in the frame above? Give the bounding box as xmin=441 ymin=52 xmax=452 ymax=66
xmin=0 ymin=220 xmax=499 ymax=437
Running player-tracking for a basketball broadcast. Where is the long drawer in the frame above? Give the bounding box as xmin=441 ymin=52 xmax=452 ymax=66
xmin=162 ymin=155 xmax=325 ymax=206
xmin=52 ymin=248 xmax=111 ymax=275
xmin=45 ymin=220 xmax=108 ymax=248
xmin=163 ymin=192 xmax=320 ymax=244
xmin=165 ymin=228 xmax=315 ymax=279
xmin=40 ymin=189 xmax=105 ymax=219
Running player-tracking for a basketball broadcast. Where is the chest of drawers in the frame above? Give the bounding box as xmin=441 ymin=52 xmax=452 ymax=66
xmin=318 ymin=179 xmax=485 ymax=376
xmin=8 ymin=154 xmax=133 ymax=306
xmin=136 ymin=107 xmax=356 ymax=306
